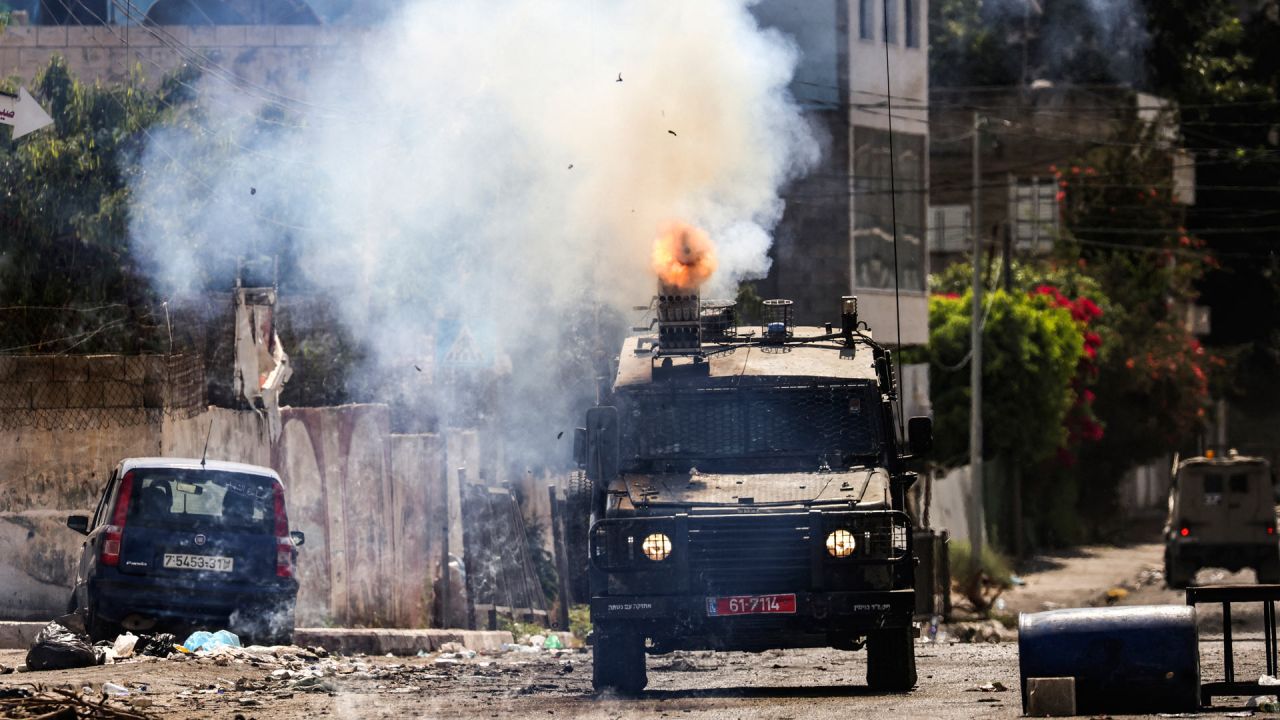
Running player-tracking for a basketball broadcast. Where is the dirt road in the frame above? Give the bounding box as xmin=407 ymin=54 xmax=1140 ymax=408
xmin=2 ymin=538 xmax=1272 ymax=719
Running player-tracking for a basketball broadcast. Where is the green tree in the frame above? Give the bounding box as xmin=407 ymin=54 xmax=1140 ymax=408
xmin=0 ymin=56 xmax=197 ymax=352
xmin=925 ymin=289 xmax=1083 ymax=468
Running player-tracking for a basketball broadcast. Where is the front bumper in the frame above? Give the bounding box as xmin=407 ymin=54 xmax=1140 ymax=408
xmin=591 ymin=588 xmax=914 ymax=651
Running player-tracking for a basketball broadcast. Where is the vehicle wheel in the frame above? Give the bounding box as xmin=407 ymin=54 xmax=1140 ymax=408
xmin=1165 ymin=548 xmax=1193 ymax=589
xmin=1257 ymin=556 xmax=1280 ymax=584
xmin=85 ymin=606 xmax=119 ymax=643
xmin=592 ymin=621 xmax=647 ymax=694
xmin=564 ymin=471 xmax=593 ymax=604
xmin=866 ymin=626 xmax=917 ymax=692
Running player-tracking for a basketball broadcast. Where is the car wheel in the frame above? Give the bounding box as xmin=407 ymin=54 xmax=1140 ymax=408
xmin=592 ymin=621 xmax=647 ymax=694
xmin=86 ymin=606 xmax=119 ymax=643
xmin=866 ymin=626 xmax=917 ymax=692
xmin=1257 ymin=556 xmax=1280 ymax=584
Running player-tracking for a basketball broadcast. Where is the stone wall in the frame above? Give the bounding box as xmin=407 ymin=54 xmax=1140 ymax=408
xmin=0 ymin=24 xmax=351 ymax=89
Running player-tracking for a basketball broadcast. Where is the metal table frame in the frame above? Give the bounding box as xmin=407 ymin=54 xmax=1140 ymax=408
xmin=1186 ymin=584 xmax=1280 ymax=700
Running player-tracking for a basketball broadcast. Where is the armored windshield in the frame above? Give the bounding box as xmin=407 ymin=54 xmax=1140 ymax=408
xmin=616 ymin=379 xmax=883 ymax=472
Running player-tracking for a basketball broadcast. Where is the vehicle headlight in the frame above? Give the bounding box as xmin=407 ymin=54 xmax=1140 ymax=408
xmin=826 ymin=529 xmax=857 ymax=558
xmin=641 ymin=533 xmax=673 ymax=562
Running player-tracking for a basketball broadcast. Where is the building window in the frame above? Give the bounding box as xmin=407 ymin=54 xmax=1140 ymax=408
xmin=904 ymin=0 xmax=919 ymax=48
xmin=859 ymin=0 xmax=875 ymax=41
xmin=882 ymin=0 xmax=897 ymax=44
xmin=1008 ymin=176 xmax=1060 ymax=254
xmin=930 ymin=205 xmax=971 ymax=253
xmin=853 ymin=129 xmax=926 ymax=292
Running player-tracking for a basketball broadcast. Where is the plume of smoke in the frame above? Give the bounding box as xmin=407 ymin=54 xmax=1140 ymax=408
xmin=129 ymin=0 xmax=818 ymax=461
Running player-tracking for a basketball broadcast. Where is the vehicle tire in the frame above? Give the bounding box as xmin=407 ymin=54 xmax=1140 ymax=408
xmin=1257 ymin=555 xmax=1280 ymax=585
xmin=866 ymin=626 xmax=917 ymax=692
xmin=592 ymin=621 xmax=647 ymax=694
xmin=85 ymin=606 xmax=119 ymax=643
xmin=1165 ymin=548 xmax=1193 ymax=589
xmin=564 ymin=471 xmax=593 ymax=604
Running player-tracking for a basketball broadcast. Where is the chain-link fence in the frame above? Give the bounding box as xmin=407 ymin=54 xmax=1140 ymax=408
xmin=0 ymin=352 xmax=206 ymax=431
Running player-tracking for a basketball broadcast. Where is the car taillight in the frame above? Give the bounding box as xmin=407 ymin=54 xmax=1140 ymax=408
xmin=101 ymin=472 xmax=135 ymax=567
xmin=1180 ymin=527 xmax=1190 ymax=537
xmin=1268 ymin=525 xmax=1275 ymax=536
xmin=273 ymin=482 xmax=295 ymax=578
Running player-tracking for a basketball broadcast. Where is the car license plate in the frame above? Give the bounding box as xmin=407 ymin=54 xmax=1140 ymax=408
xmin=707 ymin=593 xmax=797 ymax=617
xmin=163 ymin=553 xmax=234 ymax=572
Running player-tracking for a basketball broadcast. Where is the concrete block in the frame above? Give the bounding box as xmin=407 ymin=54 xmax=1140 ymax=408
xmin=18 ymin=47 xmax=57 ymax=73
xmin=243 ymin=25 xmax=274 ymax=47
xmin=0 ymin=384 xmax=31 ymax=409
xmin=0 ymin=47 xmax=17 ymax=75
xmin=49 ymin=356 xmax=90 ymax=383
xmin=35 ymin=26 xmax=67 ymax=48
xmin=1025 ymin=676 xmax=1077 ymax=717
xmin=122 ymin=356 xmax=147 ymax=383
xmin=87 ymin=355 xmax=125 ymax=381
xmin=0 ymin=25 xmax=37 ymax=47
xmin=273 ymin=25 xmax=317 ymax=47
xmin=0 ymin=621 xmax=47 ymax=649
xmin=99 ymin=381 xmax=144 ymax=408
xmin=214 ymin=25 xmax=247 ymax=47
xmin=291 ymin=628 xmax=515 ymax=656
xmin=129 ymin=25 xmax=166 ymax=48
xmin=9 ymin=358 xmax=52 ymax=383
xmin=30 ymin=383 xmax=70 ymax=410
xmin=187 ymin=25 xmax=217 ymax=48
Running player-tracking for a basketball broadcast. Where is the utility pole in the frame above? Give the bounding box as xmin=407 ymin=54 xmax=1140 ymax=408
xmin=969 ymin=110 xmax=986 ymax=577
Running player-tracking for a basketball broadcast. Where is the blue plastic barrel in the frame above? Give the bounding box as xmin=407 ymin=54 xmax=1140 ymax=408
xmin=1018 ymin=605 xmax=1200 ymax=714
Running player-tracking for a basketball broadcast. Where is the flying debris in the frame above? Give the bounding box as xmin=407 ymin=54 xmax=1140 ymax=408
xmin=616 ymin=73 xmax=623 ymax=82
xmin=556 ymin=431 xmax=564 ymax=439
xmin=568 ymin=164 xmax=574 ymax=169
xmin=414 ymin=364 xmax=423 ymax=372
xmin=667 ymin=130 xmax=677 ymax=137
xmin=250 ymin=187 xmax=257 ymax=195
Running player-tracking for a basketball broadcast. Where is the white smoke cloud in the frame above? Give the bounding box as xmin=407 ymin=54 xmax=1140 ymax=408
xmin=130 ymin=0 xmax=818 ymax=456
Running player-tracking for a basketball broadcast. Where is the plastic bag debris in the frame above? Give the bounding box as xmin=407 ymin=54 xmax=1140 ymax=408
xmin=1260 ymin=674 xmax=1280 ymax=686
xmin=24 ymin=614 xmax=105 ymax=671
xmin=102 ymin=682 xmax=129 ymax=697
xmin=112 ymin=633 xmax=138 ymax=659
xmin=182 ymin=629 xmax=242 ymax=653
xmin=543 ymin=634 xmax=564 ymax=650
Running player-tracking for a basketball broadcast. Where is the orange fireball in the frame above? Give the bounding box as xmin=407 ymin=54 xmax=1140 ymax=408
xmin=651 ymin=222 xmax=717 ymax=290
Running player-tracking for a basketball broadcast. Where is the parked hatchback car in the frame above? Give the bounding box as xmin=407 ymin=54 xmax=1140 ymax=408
xmin=66 ymin=457 xmax=304 ymax=644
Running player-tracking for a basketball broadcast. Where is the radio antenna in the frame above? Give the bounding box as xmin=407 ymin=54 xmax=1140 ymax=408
xmin=883 ymin=6 xmax=905 ymax=438
xmin=200 ymin=417 xmax=214 ymax=468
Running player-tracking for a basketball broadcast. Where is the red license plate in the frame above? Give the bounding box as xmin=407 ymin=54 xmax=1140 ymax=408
xmin=706 ymin=593 xmax=797 ymax=617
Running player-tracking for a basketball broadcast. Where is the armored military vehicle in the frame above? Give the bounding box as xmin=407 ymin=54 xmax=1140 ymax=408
xmin=570 ymin=293 xmax=931 ymax=694
xmin=1164 ymin=451 xmax=1280 ymax=588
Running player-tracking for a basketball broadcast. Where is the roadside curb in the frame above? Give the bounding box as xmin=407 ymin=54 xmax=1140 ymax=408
xmin=292 ymin=628 xmax=517 ymax=655
xmin=0 ymin=621 xmax=45 ymax=650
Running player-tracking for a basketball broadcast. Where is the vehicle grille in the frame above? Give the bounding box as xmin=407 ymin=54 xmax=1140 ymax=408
xmin=688 ymin=513 xmax=812 ymax=595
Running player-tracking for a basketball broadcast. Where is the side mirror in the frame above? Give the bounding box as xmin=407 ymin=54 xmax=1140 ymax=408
xmin=907 ymin=416 xmax=933 ymax=457
xmin=584 ymin=406 xmax=620 ymax=486
xmin=290 ymin=530 xmax=306 ymax=547
xmin=66 ymin=514 xmax=90 ymax=535
xmin=573 ymin=427 xmax=587 ymax=467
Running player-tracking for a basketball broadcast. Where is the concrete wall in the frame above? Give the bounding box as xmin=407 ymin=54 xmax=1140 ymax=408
xmin=0 ymin=23 xmax=350 ymax=89
xmin=0 ymin=353 xmax=519 ymax=627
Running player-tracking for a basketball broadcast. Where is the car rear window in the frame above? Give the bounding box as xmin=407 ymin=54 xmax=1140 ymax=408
xmin=1230 ymin=474 xmax=1249 ymax=493
xmin=126 ymin=469 xmax=276 ymax=533
xmin=1204 ymin=475 xmax=1224 ymax=494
